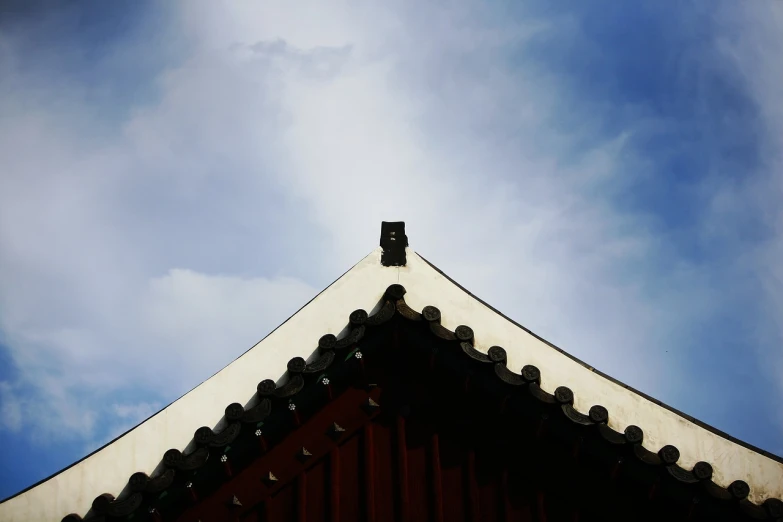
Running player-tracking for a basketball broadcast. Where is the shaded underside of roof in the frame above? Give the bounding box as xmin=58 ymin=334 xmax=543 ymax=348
xmin=58 ymin=284 xmax=783 ymax=522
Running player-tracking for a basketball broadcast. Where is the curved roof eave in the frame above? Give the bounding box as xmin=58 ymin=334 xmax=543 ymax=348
xmin=2 ymin=246 xmax=781 ymax=522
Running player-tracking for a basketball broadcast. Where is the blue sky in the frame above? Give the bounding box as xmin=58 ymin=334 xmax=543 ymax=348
xmin=1 ymin=0 xmax=782 ymax=501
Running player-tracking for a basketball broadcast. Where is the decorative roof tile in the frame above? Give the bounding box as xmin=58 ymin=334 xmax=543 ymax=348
xmin=53 ymin=284 xmax=783 ymax=521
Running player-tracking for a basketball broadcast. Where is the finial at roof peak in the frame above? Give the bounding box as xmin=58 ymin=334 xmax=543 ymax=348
xmin=380 ymin=221 xmax=407 ymax=267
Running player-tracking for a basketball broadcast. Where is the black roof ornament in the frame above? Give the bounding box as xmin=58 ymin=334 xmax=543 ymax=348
xmin=380 ymin=221 xmax=408 ymax=267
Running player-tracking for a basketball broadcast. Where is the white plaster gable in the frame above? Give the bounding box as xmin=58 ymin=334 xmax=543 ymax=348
xmin=2 ymin=247 xmax=781 ymax=522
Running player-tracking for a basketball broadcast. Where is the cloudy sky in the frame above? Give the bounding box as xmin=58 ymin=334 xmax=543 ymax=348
xmin=1 ymin=0 xmax=782 ymax=499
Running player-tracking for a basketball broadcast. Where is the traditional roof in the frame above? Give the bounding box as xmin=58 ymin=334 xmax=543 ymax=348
xmin=1 ymin=222 xmax=781 ymax=522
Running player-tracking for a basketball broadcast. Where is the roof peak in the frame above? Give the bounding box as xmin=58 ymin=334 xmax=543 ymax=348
xmin=379 ymin=221 xmax=408 ymax=267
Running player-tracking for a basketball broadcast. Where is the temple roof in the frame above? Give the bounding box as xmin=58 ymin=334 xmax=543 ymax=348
xmin=1 ymin=222 xmax=781 ymax=522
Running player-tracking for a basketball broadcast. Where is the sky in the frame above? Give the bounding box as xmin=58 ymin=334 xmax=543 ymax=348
xmin=0 ymin=0 xmax=782 ymax=501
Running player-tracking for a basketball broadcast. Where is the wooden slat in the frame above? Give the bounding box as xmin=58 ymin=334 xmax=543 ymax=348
xmin=430 ymin=433 xmax=444 ymax=522
xmin=297 ymin=473 xmax=307 ymax=522
xmin=396 ymin=416 xmax=410 ymax=522
xmin=501 ymin=471 xmax=513 ymax=522
xmin=330 ymin=449 xmax=340 ymax=522
xmin=364 ymin=423 xmax=376 ymax=522
xmin=536 ymin=491 xmax=547 ymax=522
xmin=340 ymin=433 xmax=363 ymax=521
xmin=467 ymin=451 xmax=481 ymax=522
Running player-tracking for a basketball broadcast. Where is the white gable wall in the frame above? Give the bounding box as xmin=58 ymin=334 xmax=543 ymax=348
xmin=1 ymin=247 xmax=781 ymax=521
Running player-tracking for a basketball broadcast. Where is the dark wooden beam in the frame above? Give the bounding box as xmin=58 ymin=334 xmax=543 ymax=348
xmin=610 ymin=458 xmax=623 ymax=481
xmin=647 ymin=479 xmax=659 ymax=501
xmin=571 ymin=436 xmax=582 ymax=460
xmin=174 ymin=386 xmax=380 ymax=522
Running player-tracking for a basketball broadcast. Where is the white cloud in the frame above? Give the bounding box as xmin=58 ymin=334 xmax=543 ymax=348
xmin=0 ymin=267 xmax=317 ymax=439
xmin=140 ymin=270 xmax=318 ymax=382
xmin=159 ymin=0 xmax=719 ymax=392
xmin=0 ymin=0 xmax=781 ymax=457
xmin=112 ymin=402 xmax=160 ymax=420
xmin=709 ymin=2 xmax=783 ymax=419
xmin=0 ymin=383 xmax=23 ymax=432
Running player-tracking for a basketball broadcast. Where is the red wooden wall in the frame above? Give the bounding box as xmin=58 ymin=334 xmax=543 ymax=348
xmin=249 ymin=415 xmax=551 ymax=522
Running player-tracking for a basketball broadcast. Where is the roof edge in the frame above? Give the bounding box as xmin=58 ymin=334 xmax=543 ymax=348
xmin=0 ymin=247 xmax=388 ymax=505
xmin=414 ymin=250 xmax=783 ymax=465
